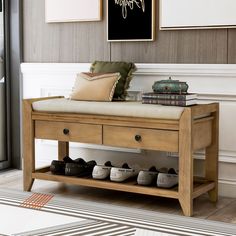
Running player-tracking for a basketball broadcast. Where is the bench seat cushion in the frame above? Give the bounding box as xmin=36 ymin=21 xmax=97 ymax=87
xmin=32 ymin=98 xmax=185 ymax=120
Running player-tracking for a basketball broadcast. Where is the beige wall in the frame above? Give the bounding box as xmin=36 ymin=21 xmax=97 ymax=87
xmin=23 ymin=0 xmax=236 ymax=64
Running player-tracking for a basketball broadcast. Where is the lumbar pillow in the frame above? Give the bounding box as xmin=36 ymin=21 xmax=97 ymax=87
xmin=70 ymin=72 xmax=121 ymax=102
xmin=90 ymin=61 xmax=136 ymax=100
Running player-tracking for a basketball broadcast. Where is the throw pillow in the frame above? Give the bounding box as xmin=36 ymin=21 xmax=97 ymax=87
xmin=70 ymin=72 xmax=121 ymax=102
xmin=90 ymin=61 xmax=136 ymax=100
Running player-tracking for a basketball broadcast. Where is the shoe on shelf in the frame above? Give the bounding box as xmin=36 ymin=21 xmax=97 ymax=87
xmin=50 ymin=161 xmax=66 ymax=175
xmin=157 ymin=168 xmax=178 ymax=188
xmin=137 ymin=166 xmax=159 ymax=186
xmin=158 ymin=167 xmax=169 ymax=173
xmin=63 ymin=156 xmax=76 ymax=163
xmin=92 ymin=161 xmax=113 ymax=180
xmin=50 ymin=156 xmax=78 ymax=175
xmin=158 ymin=167 xmax=178 ymax=175
xmin=110 ymin=163 xmax=139 ymax=182
xmin=65 ymin=160 xmax=97 ymax=177
xmin=168 ymin=168 xmax=178 ymax=175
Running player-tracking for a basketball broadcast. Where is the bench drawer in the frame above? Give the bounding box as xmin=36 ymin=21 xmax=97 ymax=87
xmin=35 ymin=121 xmax=102 ymax=144
xmin=103 ymin=125 xmax=178 ymax=152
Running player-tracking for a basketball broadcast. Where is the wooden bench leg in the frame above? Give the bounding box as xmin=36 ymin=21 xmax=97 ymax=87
xmin=23 ymin=100 xmax=35 ymax=192
xmin=179 ymin=158 xmax=193 ymax=217
xmin=179 ymin=108 xmax=193 ymax=216
xmin=58 ymin=141 xmax=69 ymax=161
xmin=205 ymin=107 xmax=219 ymax=202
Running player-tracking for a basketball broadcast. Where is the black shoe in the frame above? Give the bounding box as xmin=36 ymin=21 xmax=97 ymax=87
xmin=65 ymin=160 xmax=97 ymax=177
xmin=168 ymin=168 xmax=178 ymax=175
xmin=104 ymin=161 xmax=113 ymax=167
xmin=121 ymin=163 xmax=131 ymax=169
xmin=63 ymin=156 xmax=75 ymax=163
xmin=149 ymin=166 xmax=158 ymax=172
xmin=50 ymin=156 xmax=82 ymax=175
xmin=50 ymin=160 xmax=66 ymax=175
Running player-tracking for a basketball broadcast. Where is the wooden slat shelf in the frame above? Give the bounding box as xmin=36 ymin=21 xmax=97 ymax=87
xmin=32 ymin=168 xmax=215 ymax=200
xmin=32 ymin=171 xmax=179 ymax=199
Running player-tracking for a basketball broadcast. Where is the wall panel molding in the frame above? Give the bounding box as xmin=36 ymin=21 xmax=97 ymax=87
xmin=21 ymin=62 xmax=236 ymax=76
xmin=133 ymin=64 xmax=236 ymax=77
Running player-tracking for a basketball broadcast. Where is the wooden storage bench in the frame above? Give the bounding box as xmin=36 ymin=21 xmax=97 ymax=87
xmin=23 ymin=96 xmax=219 ymax=216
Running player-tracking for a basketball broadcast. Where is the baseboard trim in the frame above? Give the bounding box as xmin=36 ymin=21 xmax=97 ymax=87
xmin=219 ymin=179 xmax=236 ymax=198
xmin=169 ymin=152 xmax=236 ymax=164
xmin=194 ymin=151 xmax=236 ymax=164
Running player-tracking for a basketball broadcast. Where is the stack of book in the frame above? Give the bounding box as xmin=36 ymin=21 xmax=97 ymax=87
xmin=142 ymin=93 xmax=197 ymax=107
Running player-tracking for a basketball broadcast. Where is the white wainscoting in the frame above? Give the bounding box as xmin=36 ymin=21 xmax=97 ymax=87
xmin=21 ymin=63 xmax=236 ymax=197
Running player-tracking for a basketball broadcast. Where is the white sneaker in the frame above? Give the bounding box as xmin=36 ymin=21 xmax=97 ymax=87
xmin=137 ymin=166 xmax=158 ymax=186
xmin=92 ymin=161 xmax=113 ymax=180
xmin=157 ymin=169 xmax=178 ymax=188
xmin=110 ymin=163 xmax=139 ymax=182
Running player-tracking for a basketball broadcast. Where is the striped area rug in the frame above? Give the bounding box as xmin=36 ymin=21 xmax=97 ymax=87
xmin=0 ymin=189 xmax=235 ymax=236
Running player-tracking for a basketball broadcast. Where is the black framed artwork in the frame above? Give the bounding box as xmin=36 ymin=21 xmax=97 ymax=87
xmin=107 ymin=0 xmax=155 ymax=41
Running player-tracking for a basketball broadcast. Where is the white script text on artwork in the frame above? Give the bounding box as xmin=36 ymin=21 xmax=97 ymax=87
xmin=114 ymin=0 xmax=145 ymax=19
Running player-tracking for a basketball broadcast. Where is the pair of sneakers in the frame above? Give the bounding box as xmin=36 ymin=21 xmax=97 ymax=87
xmin=92 ymin=161 xmax=139 ymax=182
xmin=137 ymin=166 xmax=178 ymax=188
xmin=50 ymin=156 xmax=96 ymax=177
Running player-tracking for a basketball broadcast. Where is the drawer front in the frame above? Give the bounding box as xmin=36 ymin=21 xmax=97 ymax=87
xmin=35 ymin=121 xmax=102 ymax=144
xmin=103 ymin=126 xmax=178 ymax=152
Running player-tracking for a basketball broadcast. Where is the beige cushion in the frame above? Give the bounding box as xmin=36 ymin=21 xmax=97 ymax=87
xmin=70 ymin=72 xmax=120 ymax=101
xmin=32 ymin=98 xmax=185 ymax=120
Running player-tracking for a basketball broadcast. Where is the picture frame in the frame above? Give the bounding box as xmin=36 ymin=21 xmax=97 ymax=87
xmin=45 ymin=0 xmax=102 ymax=23
xmin=160 ymin=0 xmax=236 ymax=30
xmin=107 ymin=0 xmax=155 ymax=42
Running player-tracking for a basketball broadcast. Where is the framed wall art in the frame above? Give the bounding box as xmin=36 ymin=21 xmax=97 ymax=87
xmin=45 ymin=0 xmax=102 ymax=23
xmin=160 ymin=0 xmax=236 ymax=30
xmin=107 ymin=0 xmax=155 ymax=42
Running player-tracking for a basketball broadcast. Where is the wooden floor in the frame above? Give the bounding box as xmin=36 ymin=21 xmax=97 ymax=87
xmin=1 ymin=169 xmax=236 ymax=224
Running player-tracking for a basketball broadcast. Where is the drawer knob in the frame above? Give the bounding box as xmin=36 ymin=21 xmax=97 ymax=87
xmin=135 ymin=135 xmax=142 ymax=142
xmin=63 ymin=128 xmax=70 ymax=135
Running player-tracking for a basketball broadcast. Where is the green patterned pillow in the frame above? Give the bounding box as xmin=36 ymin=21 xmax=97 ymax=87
xmin=90 ymin=61 xmax=136 ymax=100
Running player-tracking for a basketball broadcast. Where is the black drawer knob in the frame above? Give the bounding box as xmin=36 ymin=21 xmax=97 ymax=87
xmin=63 ymin=128 xmax=70 ymax=135
xmin=135 ymin=135 xmax=142 ymax=142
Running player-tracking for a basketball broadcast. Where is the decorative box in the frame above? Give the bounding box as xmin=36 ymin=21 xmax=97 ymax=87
xmin=152 ymin=77 xmax=189 ymax=94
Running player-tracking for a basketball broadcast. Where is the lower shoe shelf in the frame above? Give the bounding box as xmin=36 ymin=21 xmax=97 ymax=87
xmin=32 ymin=167 xmax=215 ymax=200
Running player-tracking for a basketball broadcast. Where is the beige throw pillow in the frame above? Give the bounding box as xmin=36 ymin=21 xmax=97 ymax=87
xmin=70 ymin=72 xmax=121 ymax=101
